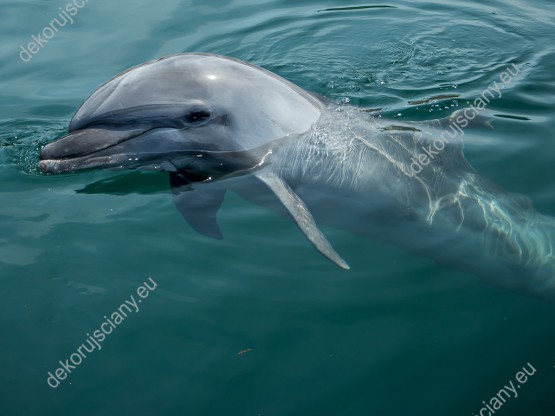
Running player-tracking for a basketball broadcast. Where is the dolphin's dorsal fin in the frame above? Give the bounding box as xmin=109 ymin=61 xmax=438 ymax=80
xmin=254 ymin=170 xmax=350 ymax=270
xmin=169 ymin=172 xmax=226 ymax=239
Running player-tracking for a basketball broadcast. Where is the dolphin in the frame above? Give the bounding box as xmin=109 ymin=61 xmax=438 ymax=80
xmin=39 ymin=53 xmax=555 ymax=300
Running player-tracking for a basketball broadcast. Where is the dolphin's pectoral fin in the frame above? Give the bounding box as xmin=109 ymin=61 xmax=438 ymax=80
xmin=254 ymin=171 xmax=350 ymax=270
xmin=169 ymin=172 xmax=226 ymax=240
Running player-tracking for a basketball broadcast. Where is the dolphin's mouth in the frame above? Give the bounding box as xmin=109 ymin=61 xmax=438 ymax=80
xmin=39 ymin=112 xmax=230 ymax=175
xmin=38 ymin=125 xmax=209 ymax=174
xmin=38 ymin=128 xmax=263 ymax=183
xmin=39 ymin=153 xmax=138 ymax=174
xmin=39 ymin=126 xmax=150 ymax=174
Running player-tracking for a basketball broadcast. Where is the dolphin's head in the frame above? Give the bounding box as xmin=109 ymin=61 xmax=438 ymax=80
xmin=39 ymin=53 xmax=323 ymax=180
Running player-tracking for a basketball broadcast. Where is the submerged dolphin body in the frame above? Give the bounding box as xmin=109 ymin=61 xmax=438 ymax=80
xmin=39 ymin=53 xmax=555 ymax=300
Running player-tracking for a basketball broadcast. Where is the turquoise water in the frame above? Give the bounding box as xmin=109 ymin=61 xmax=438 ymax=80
xmin=1 ymin=0 xmax=555 ymax=415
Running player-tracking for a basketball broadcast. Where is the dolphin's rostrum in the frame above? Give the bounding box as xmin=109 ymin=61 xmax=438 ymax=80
xmin=39 ymin=53 xmax=555 ymax=301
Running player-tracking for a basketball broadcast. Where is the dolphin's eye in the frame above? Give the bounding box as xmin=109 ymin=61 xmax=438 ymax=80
xmin=185 ymin=108 xmax=211 ymax=124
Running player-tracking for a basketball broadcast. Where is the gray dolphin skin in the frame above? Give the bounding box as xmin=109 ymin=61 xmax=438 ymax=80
xmin=39 ymin=53 xmax=555 ymax=301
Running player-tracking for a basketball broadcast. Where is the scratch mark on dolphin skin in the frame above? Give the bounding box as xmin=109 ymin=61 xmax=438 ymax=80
xmin=344 ymin=109 xmax=412 ymax=179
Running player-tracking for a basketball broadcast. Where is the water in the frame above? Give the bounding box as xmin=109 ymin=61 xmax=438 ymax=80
xmin=1 ymin=0 xmax=555 ymax=415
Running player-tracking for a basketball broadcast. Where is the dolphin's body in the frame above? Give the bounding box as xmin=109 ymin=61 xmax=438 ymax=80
xmin=39 ymin=53 xmax=555 ymax=300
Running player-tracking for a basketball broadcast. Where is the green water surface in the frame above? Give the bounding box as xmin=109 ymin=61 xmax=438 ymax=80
xmin=1 ymin=0 xmax=555 ymax=415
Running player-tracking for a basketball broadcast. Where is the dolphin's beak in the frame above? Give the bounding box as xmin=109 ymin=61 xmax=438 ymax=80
xmin=39 ymin=126 xmax=151 ymax=174
xmin=39 ymin=110 xmax=229 ymax=175
xmin=39 ymin=124 xmax=215 ymax=175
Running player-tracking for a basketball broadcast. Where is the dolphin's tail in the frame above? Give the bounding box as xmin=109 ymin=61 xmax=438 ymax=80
xmin=505 ymin=213 xmax=555 ymax=300
xmin=422 ymin=172 xmax=555 ymax=301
